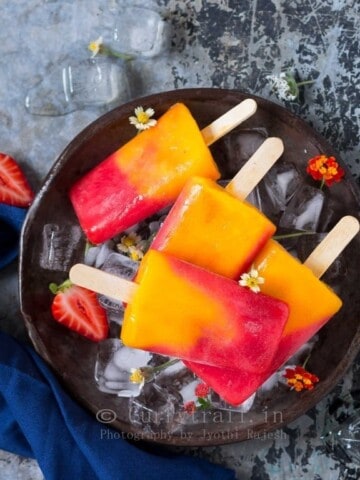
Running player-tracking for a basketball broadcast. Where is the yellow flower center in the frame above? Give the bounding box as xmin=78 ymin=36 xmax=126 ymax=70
xmin=88 ymin=42 xmax=98 ymax=53
xmin=136 ymin=111 xmax=150 ymax=124
xmin=122 ymin=236 xmax=136 ymax=247
xmin=129 ymin=369 xmax=144 ymax=384
xmin=246 ymin=278 xmax=259 ymax=289
xmin=239 ymin=267 xmax=264 ymax=293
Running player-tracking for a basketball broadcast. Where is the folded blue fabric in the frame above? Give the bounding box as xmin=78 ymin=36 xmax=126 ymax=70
xmin=0 ymin=203 xmax=28 ymax=269
xmin=0 ymin=332 xmax=235 ymax=480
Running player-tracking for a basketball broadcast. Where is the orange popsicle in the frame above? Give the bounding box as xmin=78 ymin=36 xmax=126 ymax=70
xmin=151 ymin=137 xmax=284 ymax=278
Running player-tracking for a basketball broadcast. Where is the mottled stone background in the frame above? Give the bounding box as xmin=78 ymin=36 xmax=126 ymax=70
xmin=0 ymin=0 xmax=359 ymax=478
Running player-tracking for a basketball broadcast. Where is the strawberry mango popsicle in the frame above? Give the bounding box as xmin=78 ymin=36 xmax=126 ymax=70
xmin=70 ymin=250 xmax=289 ymax=372
xmin=151 ymin=137 xmax=283 ymax=279
xmin=184 ymin=241 xmax=342 ymax=404
xmin=185 ymin=217 xmax=358 ymax=405
xmin=70 ymin=100 xmax=257 ymax=244
xmin=121 ymin=250 xmax=289 ymax=371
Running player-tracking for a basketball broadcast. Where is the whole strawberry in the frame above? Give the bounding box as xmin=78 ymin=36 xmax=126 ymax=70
xmin=49 ymin=280 xmax=109 ymax=342
xmin=0 ymin=152 xmax=34 ymax=207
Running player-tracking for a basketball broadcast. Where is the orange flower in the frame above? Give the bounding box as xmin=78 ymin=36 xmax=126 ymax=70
xmin=306 ymin=155 xmax=345 ymax=187
xmin=284 ymin=366 xmax=319 ymax=392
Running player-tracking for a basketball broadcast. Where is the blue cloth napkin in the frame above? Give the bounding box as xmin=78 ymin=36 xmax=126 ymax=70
xmin=0 ymin=332 xmax=235 ymax=480
xmin=0 ymin=203 xmax=27 ymax=269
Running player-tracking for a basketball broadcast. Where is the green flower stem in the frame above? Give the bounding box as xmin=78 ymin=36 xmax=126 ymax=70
xmin=296 ymin=80 xmax=315 ymax=87
xmin=273 ymin=231 xmax=316 ymax=240
xmin=302 ymin=353 xmax=311 ymax=369
xmin=100 ymin=46 xmax=133 ymax=61
xmin=137 ymin=358 xmax=180 ymax=384
xmin=320 ymin=177 xmax=325 ymax=190
xmin=152 ymin=358 xmax=179 ymax=373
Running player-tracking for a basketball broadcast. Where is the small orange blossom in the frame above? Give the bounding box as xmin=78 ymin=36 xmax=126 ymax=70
xmin=306 ymin=155 xmax=344 ymax=187
xmin=284 ymin=366 xmax=319 ymax=392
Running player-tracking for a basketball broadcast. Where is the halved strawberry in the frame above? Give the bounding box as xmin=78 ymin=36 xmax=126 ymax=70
xmin=0 ymin=152 xmax=34 ymax=207
xmin=49 ymin=280 xmax=109 ymax=342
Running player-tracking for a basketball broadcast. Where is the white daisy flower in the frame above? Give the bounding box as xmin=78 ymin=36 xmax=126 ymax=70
xmin=129 ymin=106 xmax=157 ymax=131
xmin=88 ymin=36 xmax=103 ymax=58
xmin=239 ymin=267 xmax=265 ymax=293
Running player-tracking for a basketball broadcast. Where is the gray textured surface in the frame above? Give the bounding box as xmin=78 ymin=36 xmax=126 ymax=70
xmin=1 ymin=0 xmax=360 ymax=479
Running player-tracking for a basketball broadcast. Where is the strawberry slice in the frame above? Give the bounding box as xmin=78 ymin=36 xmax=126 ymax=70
xmin=50 ymin=280 xmax=109 ymax=342
xmin=0 ymin=152 xmax=34 ymax=207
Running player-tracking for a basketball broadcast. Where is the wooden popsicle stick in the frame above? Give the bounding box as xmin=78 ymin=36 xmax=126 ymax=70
xmin=201 ymin=98 xmax=257 ymax=146
xmin=225 ymin=137 xmax=284 ymax=199
xmin=304 ymin=215 xmax=359 ymax=278
xmin=69 ymin=264 xmax=137 ymax=303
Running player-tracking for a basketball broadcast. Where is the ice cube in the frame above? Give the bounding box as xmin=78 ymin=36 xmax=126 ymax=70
xmin=279 ymin=185 xmax=325 ymax=231
xmin=40 ymin=223 xmax=82 ymax=271
xmin=98 ymin=295 xmax=124 ymax=318
xmin=112 ymin=344 xmax=152 ymax=370
xmin=258 ymin=371 xmax=282 ymax=394
xmin=95 ymin=339 xmax=152 ymax=397
xmin=318 ymin=196 xmax=344 ymax=233
xmin=155 ymin=361 xmax=197 ymax=394
xmin=221 ymin=129 xmax=268 ymax=177
xmin=179 ymin=379 xmax=200 ymax=404
xmin=153 ymin=362 xmax=202 ymax=425
xmin=25 ymin=58 xmax=130 ymax=116
xmin=85 ymin=241 xmax=115 ymax=268
xmin=128 ymin=383 xmax=177 ymax=432
xmin=95 ymin=242 xmax=116 ymax=268
xmin=102 ymin=252 xmax=139 ymax=278
xmin=262 ymin=162 xmax=302 ymax=211
xmin=84 ymin=245 xmax=101 ymax=266
xmin=112 ymin=6 xmax=166 ymax=57
xmin=249 ymin=163 xmax=303 ymax=223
